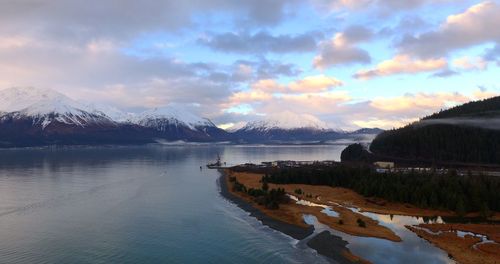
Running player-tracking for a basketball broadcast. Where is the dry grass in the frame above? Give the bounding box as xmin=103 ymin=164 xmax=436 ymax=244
xmin=226 ymin=170 xmax=401 ymax=242
xmin=407 ymin=224 xmax=500 ymax=264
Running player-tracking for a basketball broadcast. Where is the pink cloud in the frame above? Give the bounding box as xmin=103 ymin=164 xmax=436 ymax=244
xmin=288 ymin=75 xmax=343 ymax=93
xmin=354 ymin=55 xmax=447 ymax=79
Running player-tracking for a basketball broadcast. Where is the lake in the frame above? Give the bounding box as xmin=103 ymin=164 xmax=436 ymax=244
xmin=0 ymin=145 xmax=451 ymax=263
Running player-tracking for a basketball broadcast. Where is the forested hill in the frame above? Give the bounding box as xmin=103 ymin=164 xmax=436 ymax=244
xmin=370 ymin=96 xmax=500 ymax=165
xmin=423 ymin=96 xmax=500 ymax=120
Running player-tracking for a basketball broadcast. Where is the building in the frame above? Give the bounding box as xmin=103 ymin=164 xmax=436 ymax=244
xmin=373 ymin=161 xmax=395 ymax=170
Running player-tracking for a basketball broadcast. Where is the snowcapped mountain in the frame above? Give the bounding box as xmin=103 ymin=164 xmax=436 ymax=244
xmin=85 ymin=103 xmax=135 ymax=123
xmin=0 ymin=87 xmax=228 ymax=146
xmin=0 ymin=87 xmax=148 ymax=147
xmin=0 ymin=87 xmax=380 ymax=147
xmin=131 ymin=106 xmax=229 ymax=141
xmin=232 ymin=111 xmax=345 ymax=143
xmin=240 ymin=111 xmax=334 ymax=131
xmin=133 ymin=106 xmax=215 ymax=130
xmin=0 ymin=87 xmax=114 ymax=129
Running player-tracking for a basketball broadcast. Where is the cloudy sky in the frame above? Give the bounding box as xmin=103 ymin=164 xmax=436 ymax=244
xmin=0 ymin=0 xmax=499 ymax=130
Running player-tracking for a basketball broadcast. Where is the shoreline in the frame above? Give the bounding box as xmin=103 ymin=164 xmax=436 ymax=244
xmin=224 ymin=171 xmax=401 ymax=242
xmin=217 ymin=169 xmax=369 ymax=264
xmin=217 ymin=169 xmax=314 ymax=240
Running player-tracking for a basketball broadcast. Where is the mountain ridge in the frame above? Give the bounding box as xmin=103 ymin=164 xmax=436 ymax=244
xmin=0 ymin=87 xmax=382 ymax=147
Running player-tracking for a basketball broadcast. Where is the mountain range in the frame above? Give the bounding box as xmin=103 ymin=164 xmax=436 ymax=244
xmin=0 ymin=87 xmax=381 ymax=147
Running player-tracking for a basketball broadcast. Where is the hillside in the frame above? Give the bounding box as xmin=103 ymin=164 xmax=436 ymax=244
xmin=370 ymin=96 xmax=500 ymax=164
xmin=424 ymin=96 xmax=500 ymax=120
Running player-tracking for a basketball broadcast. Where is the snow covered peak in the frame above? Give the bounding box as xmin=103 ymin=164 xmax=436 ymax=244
xmin=0 ymin=87 xmax=113 ymax=128
xmin=0 ymin=87 xmax=85 ymax=115
xmin=85 ymin=103 xmax=134 ymax=123
xmin=242 ymin=111 xmax=332 ymax=131
xmin=134 ymin=106 xmax=214 ymax=129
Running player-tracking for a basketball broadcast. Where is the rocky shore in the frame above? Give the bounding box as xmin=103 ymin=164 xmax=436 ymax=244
xmin=218 ymin=170 xmax=314 ymax=240
xmin=217 ymin=170 xmax=368 ymax=264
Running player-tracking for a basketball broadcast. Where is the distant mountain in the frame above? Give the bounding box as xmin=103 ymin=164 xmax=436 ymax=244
xmin=370 ymin=96 xmax=500 ymax=164
xmin=350 ymin=128 xmax=384 ymax=135
xmin=0 ymin=87 xmax=226 ymax=147
xmin=0 ymin=87 xmax=382 ymax=147
xmin=0 ymin=87 xmax=114 ymax=127
xmin=0 ymin=87 xmax=149 ymax=147
xmin=231 ymin=112 xmax=381 ymax=144
xmin=132 ymin=107 xmax=229 ymax=142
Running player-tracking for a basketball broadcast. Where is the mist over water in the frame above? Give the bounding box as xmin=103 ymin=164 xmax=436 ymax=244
xmin=417 ymin=117 xmax=500 ymax=130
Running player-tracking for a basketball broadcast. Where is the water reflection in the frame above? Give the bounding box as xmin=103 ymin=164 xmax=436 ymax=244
xmin=0 ymin=144 xmax=466 ymax=264
xmin=304 ymin=213 xmax=454 ymax=264
xmin=0 ymin=145 xmax=342 ymax=264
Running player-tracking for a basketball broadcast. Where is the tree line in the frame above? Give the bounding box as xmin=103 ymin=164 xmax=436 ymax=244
xmin=229 ymin=176 xmax=288 ymax=209
xmin=423 ymin=96 xmax=500 ymax=120
xmin=370 ymin=95 xmax=500 ymax=164
xmin=370 ymin=124 xmax=500 ymax=164
xmin=262 ymin=164 xmax=500 ymax=217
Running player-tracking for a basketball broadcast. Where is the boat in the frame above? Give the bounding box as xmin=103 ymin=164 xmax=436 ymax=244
xmin=207 ymin=154 xmax=223 ymax=169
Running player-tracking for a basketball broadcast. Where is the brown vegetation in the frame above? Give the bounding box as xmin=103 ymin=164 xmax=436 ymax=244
xmin=407 ymin=224 xmax=500 ymax=264
xmin=225 ymin=170 xmax=401 ymax=242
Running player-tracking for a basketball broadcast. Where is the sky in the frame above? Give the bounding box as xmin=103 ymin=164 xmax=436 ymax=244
xmin=0 ymin=0 xmax=498 ymax=130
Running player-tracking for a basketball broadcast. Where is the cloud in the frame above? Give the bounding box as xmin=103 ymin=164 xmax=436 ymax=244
xmin=238 ymin=90 xmax=352 ymax=128
xmin=354 ymin=54 xmax=447 ymax=79
xmin=431 ymin=69 xmax=459 ymax=78
xmin=352 ymin=118 xmax=417 ymax=129
xmin=240 ymin=59 xmax=301 ymax=79
xmin=200 ymin=30 xmax=320 ymax=54
xmin=369 ymin=92 xmax=469 ymax=112
xmin=0 ymin=36 xmax=240 ymax=118
xmin=0 ymin=0 xmax=496 ymax=132
xmin=473 ymin=87 xmax=499 ymax=100
xmin=399 ymin=1 xmax=500 ymax=58
xmin=275 ymin=91 xmax=351 ymax=114
xmin=312 ymin=0 xmax=372 ymax=11
xmin=313 ymin=25 xmax=372 ymax=68
xmin=452 ymin=56 xmax=488 ymax=71
xmin=227 ymin=74 xmax=344 ymax=106
xmin=0 ymin=0 xmax=298 ymax=42
xmin=484 ymin=44 xmax=500 ymax=64
xmin=251 ymin=79 xmax=286 ymax=92
xmin=379 ymin=16 xmax=429 ymax=36
xmin=220 ymin=84 xmax=499 ymax=131
xmin=229 ymin=89 xmax=274 ymax=105
xmin=223 ymin=74 xmax=348 ymax=124
xmin=288 ymin=75 xmax=343 ymax=92
xmin=312 ymin=0 xmax=453 ymax=13
xmin=345 ymin=88 xmax=499 ymax=129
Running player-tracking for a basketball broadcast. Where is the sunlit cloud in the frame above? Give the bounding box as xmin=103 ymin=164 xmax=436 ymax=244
xmin=399 ymin=1 xmax=500 ymax=57
xmin=370 ymin=92 xmax=469 ymax=112
xmin=354 ymin=55 xmax=447 ymax=79
xmin=0 ymin=0 xmax=497 ymax=131
xmin=288 ymin=75 xmax=343 ymax=92
xmin=313 ymin=26 xmax=372 ymax=68
xmin=250 ymin=79 xmax=286 ymax=92
xmin=452 ymin=56 xmax=488 ymax=71
xmin=352 ymin=118 xmax=418 ymax=129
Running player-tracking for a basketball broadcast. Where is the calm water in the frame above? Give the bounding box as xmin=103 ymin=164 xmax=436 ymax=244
xmin=0 ymin=145 xmax=450 ymax=263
